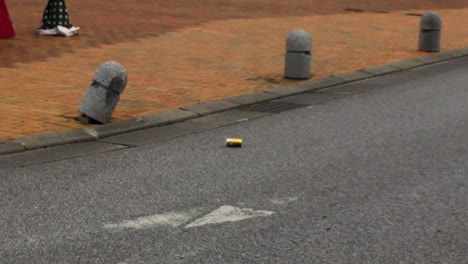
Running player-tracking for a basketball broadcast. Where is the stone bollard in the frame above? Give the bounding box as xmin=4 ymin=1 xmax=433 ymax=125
xmin=77 ymin=61 xmax=128 ymax=124
xmin=284 ymin=29 xmax=312 ymax=79
xmin=418 ymin=12 xmax=441 ymax=52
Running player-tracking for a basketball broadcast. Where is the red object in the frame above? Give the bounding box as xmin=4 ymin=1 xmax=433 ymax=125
xmin=0 ymin=0 xmax=16 ymax=38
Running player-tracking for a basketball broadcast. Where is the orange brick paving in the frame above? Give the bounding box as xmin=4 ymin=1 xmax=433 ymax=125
xmin=1 ymin=1 xmax=468 ymax=142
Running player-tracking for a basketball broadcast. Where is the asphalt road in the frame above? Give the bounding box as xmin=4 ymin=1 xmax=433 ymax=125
xmin=1 ymin=58 xmax=468 ymax=263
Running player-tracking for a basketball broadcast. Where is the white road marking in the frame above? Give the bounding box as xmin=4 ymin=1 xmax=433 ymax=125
xmin=104 ymin=210 xmax=198 ymax=230
xmin=268 ymin=196 xmax=298 ymax=205
xmin=184 ymin=205 xmax=274 ymax=229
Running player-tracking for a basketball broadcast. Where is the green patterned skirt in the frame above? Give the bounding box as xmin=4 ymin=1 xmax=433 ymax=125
xmin=38 ymin=0 xmax=73 ymax=29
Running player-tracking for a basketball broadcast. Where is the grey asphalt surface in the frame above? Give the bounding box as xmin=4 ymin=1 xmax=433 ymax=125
xmin=1 ymin=58 xmax=468 ymax=263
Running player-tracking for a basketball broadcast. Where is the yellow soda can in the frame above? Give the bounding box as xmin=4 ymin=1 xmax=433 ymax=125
xmin=226 ymin=138 xmax=242 ymax=147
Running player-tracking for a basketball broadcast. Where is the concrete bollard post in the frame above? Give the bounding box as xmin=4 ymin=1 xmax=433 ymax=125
xmin=418 ymin=12 xmax=441 ymax=52
xmin=284 ymin=29 xmax=312 ymax=79
xmin=78 ymin=61 xmax=128 ymax=124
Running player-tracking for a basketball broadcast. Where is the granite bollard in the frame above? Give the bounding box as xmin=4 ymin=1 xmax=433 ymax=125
xmin=78 ymin=61 xmax=128 ymax=124
xmin=418 ymin=12 xmax=441 ymax=52
xmin=284 ymin=29 xmax=312 ymax=79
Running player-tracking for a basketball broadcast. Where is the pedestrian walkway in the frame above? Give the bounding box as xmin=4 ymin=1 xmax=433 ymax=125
xmin=1 ymin=1 xmax=468 ymax=142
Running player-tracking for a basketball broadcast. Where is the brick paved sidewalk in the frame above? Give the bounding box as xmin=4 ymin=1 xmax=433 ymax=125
xmin=1 ymin=1 xmax=468 ymax=142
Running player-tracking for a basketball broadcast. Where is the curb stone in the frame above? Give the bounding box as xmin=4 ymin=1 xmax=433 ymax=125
xmin=361 ymin=64 xmax=401 ymax=76
xmin=14 ymin=129 xmax=97 ymax=151
xmin=0 ymin=142 xmax=26 ymax=155
xmin=181 ymin=100 xmax=240 ymax=115
xmin=333 ymin=70 xmax=374 ymax=82
xmin=225 ymin=91 xmax=280 ymax=105
xmin=1 ymin=47 xmax=468 ymax=156
xmin=84 ymin=109 xmax=198 ymax=139
xmin=388 ymin=58 xmax=426 ymax=70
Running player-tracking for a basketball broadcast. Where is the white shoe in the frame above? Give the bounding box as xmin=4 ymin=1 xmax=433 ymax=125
xmin=57 ymin=25 xmax=80 ymax=37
